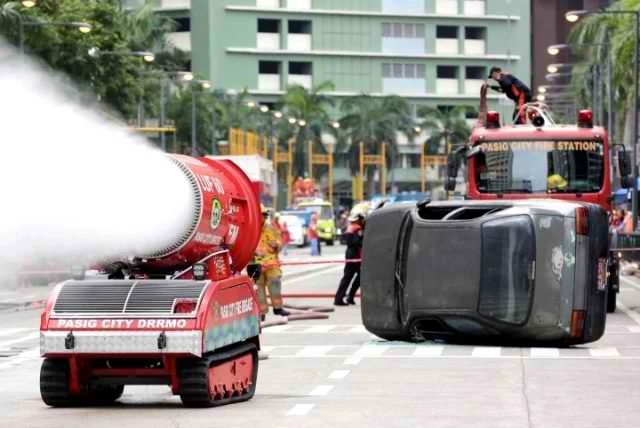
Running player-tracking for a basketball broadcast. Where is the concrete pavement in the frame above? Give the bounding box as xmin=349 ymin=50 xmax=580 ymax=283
xmin=2 ymin=249 xmax=640 ymax=427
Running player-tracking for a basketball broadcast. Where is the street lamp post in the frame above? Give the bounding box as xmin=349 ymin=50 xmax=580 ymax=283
xmin=566 ymin=9 xmax=640 ymax=228
xmin=20 ymin=20 xmax=91 ymax=56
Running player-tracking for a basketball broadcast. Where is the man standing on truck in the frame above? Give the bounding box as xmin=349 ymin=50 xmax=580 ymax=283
xmin=487 ymin=67 xmax=532 ymax=125
xmin=248 ymin=205 xmax=290 ymax=321
xmin=334 ymin=211 xmax=366 ymax=306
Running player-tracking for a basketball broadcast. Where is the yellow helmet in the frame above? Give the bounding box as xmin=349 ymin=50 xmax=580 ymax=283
xmin=547 ymin=174 xmax=568 ymax=190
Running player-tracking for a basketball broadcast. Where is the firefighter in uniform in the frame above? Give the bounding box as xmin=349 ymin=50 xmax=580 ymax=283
xmin=487 ymin=67 xmax=532 ymax=125
xmin=334 ymin=210 xmax=366 ymax=306
xmin=249 ymin=205 xmax=290 ymax=321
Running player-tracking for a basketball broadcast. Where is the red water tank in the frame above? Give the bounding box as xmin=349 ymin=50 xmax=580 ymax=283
xmin=133 ymin=155 xmax=261 ymax=273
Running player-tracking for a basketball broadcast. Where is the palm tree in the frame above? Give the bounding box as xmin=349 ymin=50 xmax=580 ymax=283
xmin=417 ymin=106 xmax=472 ymax=155
xmin=280 ymin=81 xmax=335 ymax=177
xmin=122 ymin=0 xmax=177 ymax=53
xmin=568 ymin=0 xmax=640 ymax=146
xmin=339 ymin=95 xmax=415 ymax=196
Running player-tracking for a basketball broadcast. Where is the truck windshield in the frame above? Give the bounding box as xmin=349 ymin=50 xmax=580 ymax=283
xmin=474 ymin=140 xmax=605 ymax=194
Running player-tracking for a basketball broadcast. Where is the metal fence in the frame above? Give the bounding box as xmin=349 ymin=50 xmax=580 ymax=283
xmin=611 ymin=232 xmax=640 ymax=261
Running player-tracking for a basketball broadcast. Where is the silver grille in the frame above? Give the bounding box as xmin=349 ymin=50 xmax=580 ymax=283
xmin=52 ymin=280 xmax=209 ymax=315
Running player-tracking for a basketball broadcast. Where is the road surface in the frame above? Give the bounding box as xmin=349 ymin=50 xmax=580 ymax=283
xmin=2 ymin=245 xmax=640 ymax=427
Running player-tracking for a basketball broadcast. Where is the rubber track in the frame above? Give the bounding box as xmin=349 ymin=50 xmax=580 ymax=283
xmin=40 ymin=359 xmax=73 ymax=407
xmin=179 ymin=341 xmax=258 ymax=408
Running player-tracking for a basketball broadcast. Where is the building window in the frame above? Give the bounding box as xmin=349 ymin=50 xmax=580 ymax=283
xmin=436 ymin=26 xmax=459 ymax=54
xmin=174 ymin=17 xmax=190 ymax=32
xmin=383 ymin=23 xmax=425 ymax=39
xmin=437 ymin=66 xmax=458 ymax=79
xmin=288 ymin=61 xmax=313 ymax=89
xmin=288 ymin=20 xmax=312 ymax=51
xmin=382 ymin=63 xmax=426 ymax=94
xmin=258 ymin=61 xmax=281 ymax=91
xmin=464 ymin=27 xmax=487 ymax=55
xmin=465 ymin=66 xmax=486 ymax=94
xmin=436 ymin=67 xmax=459 ymax=95
xmin=257 ymin=19 xmax=281 ymax=49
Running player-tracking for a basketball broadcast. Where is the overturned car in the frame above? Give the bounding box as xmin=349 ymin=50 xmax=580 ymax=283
xmin=361 ymin=200 xmax=609 ymax=346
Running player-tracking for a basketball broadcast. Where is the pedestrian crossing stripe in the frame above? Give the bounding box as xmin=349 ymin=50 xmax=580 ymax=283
xmin=260 ymin=324 xmax=640 ymax=334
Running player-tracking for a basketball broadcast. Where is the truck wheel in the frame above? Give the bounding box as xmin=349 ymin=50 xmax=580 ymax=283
xmin=179 ymin=342 xmax=258 ymax=408
xmin=40 ymin=359 xmax=73 ymax=407
xmin=91 ymin=385 xmax=124 ymax=405
xmin=326 ymin=239 xmax=335 ymax=246
xmin=607 ymin=289 xmax=617 ymax=313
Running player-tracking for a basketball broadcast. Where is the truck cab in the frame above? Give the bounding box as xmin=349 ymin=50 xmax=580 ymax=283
xmin=446 ymin=103 xmax=633 ymax=313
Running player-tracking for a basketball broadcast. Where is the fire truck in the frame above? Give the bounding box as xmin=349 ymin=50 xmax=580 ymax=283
xmin=445 ymin=86 xmax=630 ymax=313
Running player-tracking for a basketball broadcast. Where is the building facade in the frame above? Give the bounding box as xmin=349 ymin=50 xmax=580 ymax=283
xmin=127 ymin=0 xmax=532 ymax=199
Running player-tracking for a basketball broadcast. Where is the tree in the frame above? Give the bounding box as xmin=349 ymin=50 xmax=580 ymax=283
xmin=417 ymin=106 xmax=472 ymax=155
xmin=280 ymin=81 xmax=335 ymax=177
xmin=568 ymin=0 xmax=640 ymax=145
xmin=340 ymin=95 xmax=415 ymax=196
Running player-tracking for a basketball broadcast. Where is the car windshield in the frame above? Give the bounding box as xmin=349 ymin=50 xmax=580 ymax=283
xmin=474 ymin=140 xmax=605 ymax=194
xmin=302 ymin=205 xmax=333 ymax=220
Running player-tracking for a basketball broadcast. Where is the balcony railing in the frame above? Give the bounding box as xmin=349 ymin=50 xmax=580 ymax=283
xmin=288 ymin=34 xmax=311 ymax=51
xmin=258 ymin=74 xmax=281 ymax=91
xmin=435 ymin=0 xmax=458 ymax=15
xmin=464 ymin=79 xmax=484 ymax=95
xmin=288 ymin=74 xmax=312 ymax=88
xmin=436 ymin=78 xmax=459 ymax=94
xmin=257 ymin=33 xmax=280 ymax=49
xmin=464 ymin=0 xmax=485 ymax=15
xmin=464 ymin=39 xmax=486 ymax=55
xmin=287 ymin=0 xmax=311 ymax=9
xmin=257 ymin=0 xmax=280 ymax=7
xmin=168 ymin=32 xmax=190 ymax=51
xmin=435 ymin=38 xmax=459 ymax=55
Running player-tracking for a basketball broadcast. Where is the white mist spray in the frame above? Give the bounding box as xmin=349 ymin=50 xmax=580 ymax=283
xmin=0 ymin=42 xmax=195 ymax=277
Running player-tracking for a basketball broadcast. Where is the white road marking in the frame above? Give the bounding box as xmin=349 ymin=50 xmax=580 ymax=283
xmin=412 ymin=345 xmax=444 ymax=357
xmin=295 ymin=346 xmax=334 ymax=357
xmin=588 ymin=348 xmax=620 ymax=357
xmin=262 ymin=325 xmax=292 ymax=333
xmin=628 ymin=326 xmax=640 ymax=333
xmin=348 ymin=325 xmax=368 ymax=333
xmin=303 ymin=325 xmax=335 ymax=333
xmin=472 ymin=347 xmax=502 ymax=358
xmin=0 ymin=298 xmax=16 ymax=303
xmin=0 ymin=347 xmax=40 ymax=370
xmin=530 ymin=348 xmax=560 ymax=358
xmin=0 ymin=332 xmax=39 ymax=349
xmin=260 ymin=346 xmax=276 ymax=353
xmin=0 ymin=328 xmax=33 ymax=337
xmin=286 ymin=404 xmax=316 ymax=416
xmin=353 ymin=345 xmax=389 ymax=357
xmin=343 ymin=357 xmax=362 ymax=365
xmin=617 ymin=302 xmax=640 ymax=326
xmin=282 ymin=266 xmax=343 ymax=285
xmin=328 ymin=370 xmax=350 ymax=380
xmin=309 ymin=385 xmax=334 ymax=396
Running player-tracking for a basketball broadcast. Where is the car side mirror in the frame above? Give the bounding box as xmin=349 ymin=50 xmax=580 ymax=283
xmin=445 ymin=151 xmax=462 ymax=192
xmin=618 ymin=150 xmax=632 ymax=178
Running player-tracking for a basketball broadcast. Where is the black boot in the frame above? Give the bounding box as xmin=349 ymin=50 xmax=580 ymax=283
xmin=273 ymin=308 xmax=290 ymax=317
xmin=346 ymin=298 xmax=356 ymax=305
xmin=334 ymin=300 xmax=348 ymax=306
xmin=261 ymin=314 xmax=266 ymax=322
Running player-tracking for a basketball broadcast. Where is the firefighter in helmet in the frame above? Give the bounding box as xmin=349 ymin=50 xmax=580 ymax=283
xmin=334 ymin=208 xmax=367 ymax=306
xmin=248 ymin=204 xmax=290 ymax=320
